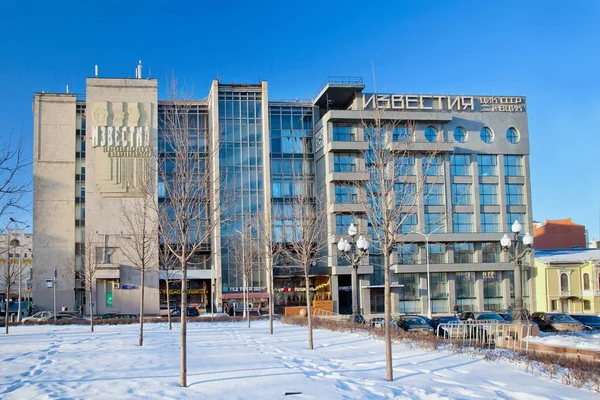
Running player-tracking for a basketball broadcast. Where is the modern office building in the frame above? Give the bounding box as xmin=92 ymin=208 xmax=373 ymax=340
xmin=32 ymin=70 xmax=534 ymax=316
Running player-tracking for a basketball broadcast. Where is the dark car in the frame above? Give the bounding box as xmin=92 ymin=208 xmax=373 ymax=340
xmin=530 ymin=312 xmax=585 ymax=332
xmin=170 ymin=307 xmax=200 ymax=317
xmin=431 ymin=315 xmax=461 ymax=336
xmin=569 ymin=314 xmax=600 ymax=330
xmin=459 ymin=311 xmax=508 ymax=324
xmin=393 ymin=315 xmax=434 ymax=334
xmin=350 ymin=314 xmax=366 ymax=324
xmin=100 ymin=313 xmax=138 ymax=319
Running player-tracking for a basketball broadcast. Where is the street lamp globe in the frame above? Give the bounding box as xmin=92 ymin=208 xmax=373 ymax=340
xmin=356 ymin=235 xmax=369 ymax=251
xmin=511 ymin=220 xmax=522 ymax=234
xmin=348 ymin=223 xmax=358 ymax=237
xmin=500 ymin=234 xmax=512 ymax=249
xmin=337 ymin=238 xmax=348 ymax=252
xmin=522 ymin=232 xmax=534 ymax=247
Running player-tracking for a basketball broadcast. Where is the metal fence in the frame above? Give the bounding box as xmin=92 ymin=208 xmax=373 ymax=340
xmin=436 ymin=320 xmax=533 ymax=352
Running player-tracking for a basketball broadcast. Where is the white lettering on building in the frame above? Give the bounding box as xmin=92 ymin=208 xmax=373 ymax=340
xmin=362 ymin=94 xmax=524 ymax=112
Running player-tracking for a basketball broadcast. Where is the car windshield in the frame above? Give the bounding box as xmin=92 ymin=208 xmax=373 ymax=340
xmin=476 ymin=313 xmax=504 ymax=321
xmin=403 ymin=318 xmax=427 ymax=325
xmin=437 ymin=317 xmax=459 ymax=323
xmin=572 ymin=315 xmax=600 ymax=323
xmin=548 ymin=313 xmax=575 ymax=322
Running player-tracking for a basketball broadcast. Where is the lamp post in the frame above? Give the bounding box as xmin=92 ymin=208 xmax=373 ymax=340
xmin=235 ymin=229 xmax=247 ymax=318
xmin=337 ymin=223 xmax=369 ymax=320
xmin=500 ymin=220 xmax=533 ymax=325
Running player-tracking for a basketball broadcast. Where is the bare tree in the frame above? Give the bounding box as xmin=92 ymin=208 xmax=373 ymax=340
xmin=280 ymin=188 xmax=329 ymax=350
xmin=359 ymin=96 xmax=444 ymax=380
xmin=157 ymin=77 xmax=231 ymax=387
xmin=159 ymin=239 xmax=180 ymax=330
xmin=118 ymin=158 xmax=158 ymax=346
xmin=1 ymin=238 xmax=22 ymax=334
xmin=228 ymin=224 xmax=257 ymax=328
xmin=76 ymin=233 xmax=98 ymax=332
xmin=0 ymin=133 xmax=29 ymax=220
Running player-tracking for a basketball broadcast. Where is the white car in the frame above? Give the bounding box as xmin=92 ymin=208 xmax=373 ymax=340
xmin=22 ymin=311 xmax=54 ymax=323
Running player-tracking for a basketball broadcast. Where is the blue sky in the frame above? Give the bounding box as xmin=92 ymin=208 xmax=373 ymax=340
xmin=0 ymin=1 xmax=599 ymax=237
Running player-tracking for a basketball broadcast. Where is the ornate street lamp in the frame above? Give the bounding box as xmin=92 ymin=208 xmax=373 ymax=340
xmin=338 ymin=223 xmax=369 ymax=321
xmin=500 ymin=220 xmax=533 ymax=325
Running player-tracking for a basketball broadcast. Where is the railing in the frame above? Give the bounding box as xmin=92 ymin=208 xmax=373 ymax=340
xmin=316 ymin=76 xmax=364 ymax=96
xmin=436 ymin=320 xmax=534 ymax=352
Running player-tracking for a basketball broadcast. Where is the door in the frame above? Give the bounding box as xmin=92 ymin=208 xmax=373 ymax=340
xmin=561 ymin=299 xmax=569 ymax=313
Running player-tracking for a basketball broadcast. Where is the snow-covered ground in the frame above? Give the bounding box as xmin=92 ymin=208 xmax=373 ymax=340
xmin=0 ymin=320 xmax=597 ymax=399
xmin=526 ymin=330 xmax=600 ymax=351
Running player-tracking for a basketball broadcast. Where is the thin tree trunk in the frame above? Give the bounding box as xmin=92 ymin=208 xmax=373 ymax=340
xmin=4 ymin=288 xmax=9 ymax=334
xmin=305 ymin=267 xmax=313 ymax=350
xmin=247 ymin=276 xmax=251 ymax=329
xmin=90 ymin=288 xmax=95 ymax=333
xmin=180 ymin=258 xmax=187 ymax=387
xmin=167 ymin=278 xmax=172 ymax=330
xmin=269 ymin=268 xmax=273 ymax=335
xmin=384 ymin=252 xmax=392 ymax=381
xmin=139 ymin=268 xmax=145 ymax=346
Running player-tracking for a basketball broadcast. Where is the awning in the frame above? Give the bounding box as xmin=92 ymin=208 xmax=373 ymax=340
xmin=559 ymin=295 xmax=581 ymax=300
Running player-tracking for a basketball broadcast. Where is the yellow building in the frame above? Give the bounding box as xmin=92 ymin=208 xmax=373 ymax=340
xmin=534 ymin=249 xmax=600 ymax=314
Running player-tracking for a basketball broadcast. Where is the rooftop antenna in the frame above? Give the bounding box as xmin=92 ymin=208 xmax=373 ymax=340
xmin=94 ymin=64 xmax=98 ymax=77
xmin=137 ymin=59 xmax=142 ymax=79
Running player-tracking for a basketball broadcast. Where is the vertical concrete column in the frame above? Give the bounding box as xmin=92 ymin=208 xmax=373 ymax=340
xmin=419 ymin=274 xmax=428 ymax=315
xmin=502 ymin=272 xmax=512 ymax=308
xmin=476 ymin=272 xmax=485 ymax=311
xmin=359 ymin=276 xmax=369 ymax=315
xmin=447 ymin=272 xmax=456 ymax=312
xmin=330 ymin=274 xmax=339 ymax=314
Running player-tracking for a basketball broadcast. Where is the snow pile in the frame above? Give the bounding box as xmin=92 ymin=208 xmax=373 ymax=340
xmin=0 ymin=320 xmax=597 ymax=399
xmin=526 ymin=331 xmax=600 ymax=352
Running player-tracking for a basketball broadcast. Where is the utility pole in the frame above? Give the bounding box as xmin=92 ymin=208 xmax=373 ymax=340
xmin=53 ymin=268 xmax=57 ymax=322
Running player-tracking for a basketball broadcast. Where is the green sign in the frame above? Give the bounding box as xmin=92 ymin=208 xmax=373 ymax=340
xmin=106 ymin=291 xmax=113 ymax=307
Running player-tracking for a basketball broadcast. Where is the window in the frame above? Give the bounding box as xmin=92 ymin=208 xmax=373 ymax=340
xmin=506 ymin=213 xmax=525 ymax=232
xmin=332 ymin=124 xmax=355 ymax=141
xmin=399 ymin=213 xmax=417 ymax=234
xmin=480 ymin=213 xmax=500 ymax=232
xmin=451 ymin=183 xmax=472 ymax=206
xmin=398 ymin=274 xmax=421 ymax=313
xmin=481 ymin=242 xmax=500 ymax=263
xmin=397 ymin=156 xmax=415 ymax=175
xmin=336 ymin=214 xmax=357 ymax=235
xmin=551 ymin=300 xmax=558 ymax=311
xmin=422 ymin=156 xmax=443 ymax=176
xmin=424 ymin=213 xmax=446 ymax=233
xmin=478 ymin=155 xmax=497 ymax=176
xmin=428 ymin=243 xmax=446 ymax=263
xmin=335 ymin=184 xmax=358 ymax=203
xmin=398 ymin=243 xmax=418 ymax=265
xmin=424 ymin=126 xmax=438 ymax=143
xmin=424 ymin=184 xmax=444 ymax=206
xmin=480 ymin=127 xmax=494 ymax=143
xmin=395 ymin=183 xmax=416 ymax=206
xmin=370 ymin=289 xmax=384 ymax=313
xmin=506 ymin=184 xmax=524 ymax=205
xmin=583 ymin=273 xmax=591 ymax=291
xmin=506 ymin=127 xmax=520 ymax=144
xmin=504 ymin=155 xmax=523 ymax=177
xmin=454 ymin=243 xmax=474 ymax=263
xmin=453 ymin=127 xmax=467 ymax=143
xmin=453 ymin=213 xmax=473 ymax=233
xmin=480 ymin=184 xmax=498 ymax=205
xmin=334 ymin=153 xmax=357 ymax=172
xmin=430 ymin=273 xmax=448 ymax=299
xmin=450 ymin=155 xmax=471 ymax=176
xmin=456 ymin=272 xmax=476 ymax=298
xmin=483 ymin=271 xmax=502 ymax=311
xmin=393 ymin=126 xmax=409 ymax=142
xmin=584 ymin=300 xmax=591 ymax=310
xmin=560 ymin=273 xmax=569 ymax=293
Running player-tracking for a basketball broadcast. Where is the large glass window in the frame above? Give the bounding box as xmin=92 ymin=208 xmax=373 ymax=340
xmin=395 ymin=183 xmax=416 ymax=206
xmin=398 ymin=273 xmax=420 ymax=313
xmin=506 ymin=213 xmax=525 ymax=232
xmin=481 ymin=242 xmax=500 ymax=263
xmin=480 ymin=183 xmax=498 ymax=205
xmin=453 ymin=213 xmax=473 ymax=233
xmin=480 ymin=127 xmax=494 ymax=143
xmin=393 ymin=126 xmax=409 ymax=142
xmin=398 ymin=243 xmax=418 ymax=265
xmin=450 ymin=155 xmax=471 ymax=176
xmin=424 ymin=213 xmax=446 ymax=233
xmin=506 ymin=127 xmax=520 ymax=144
xmin=399 ymin=213 xmax=418 ymax=234
xmin=478 ymin=155 xmax=497 ymax=176
xmin=332 ymin=124 xmax=355 ymax=141
xmin=506 ymin=184 xmax=524 ymax=205
xmin=335 ymin=184 xmax=358 ymax=203
xmin=422 ymin=156 xmax=443 ymax=176
xmin=428 ymin=243 xmax=447 ymax=263
xmin=397 ymin=156 xmax=415 ymax=175
xmin=480 ymin=213 xmax=500 ymax=232
xmin=456 ymin=272 xmax=476 ymax=311
xmin=451 ymin=183 xmax=472 ymax=206
xmin=504 ymin=155 xmax=523 ymax=177
xmin=483 ymin=271 xmax=503 ymax=311
xmin=453 ymin=127 xmax=467 ymax=143
xmin=430 ymin=272 xmax=449 ymax=313
xmin=334 ymin=153 xmax=357 ymax=172
xmin=454 ymin=243 xmax=474 ymax=263
xmin=336 ymin=214 xmax=357 ymax=235
xmin=424 ymin=184 xmax=444 ymax=206
xmin=425 ymin=126 xmax=438 ymax=143
xmin=370 ymin=289 xmax=384 ymax=313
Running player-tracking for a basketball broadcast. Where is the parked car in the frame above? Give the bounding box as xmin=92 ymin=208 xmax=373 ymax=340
xmin=100 ymin=313 xmax=138 ymax=319
xmin=431 ymin=315 xmax=461 ymax=336
xmin=530 ymin=312 xmax=585 ymax=332
xmin=393 ymin=315 xmax=434 ymax=334
xmin=160 ymin=303 xmax=178 ymax=316
xmin=170 ymin=307 xmax=200 ymax=317
xmin=569 ymin=314 xmax=600 ymax=330
xmin=350 ymin=314 xmax=366 ymax=324
xmin=369 ymin=317 xmax=386 ymax=328
xmin=459 ymin=311 xmax=508 ymax=324
xmin=22 ymin=311 xmax=54 ymax=323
